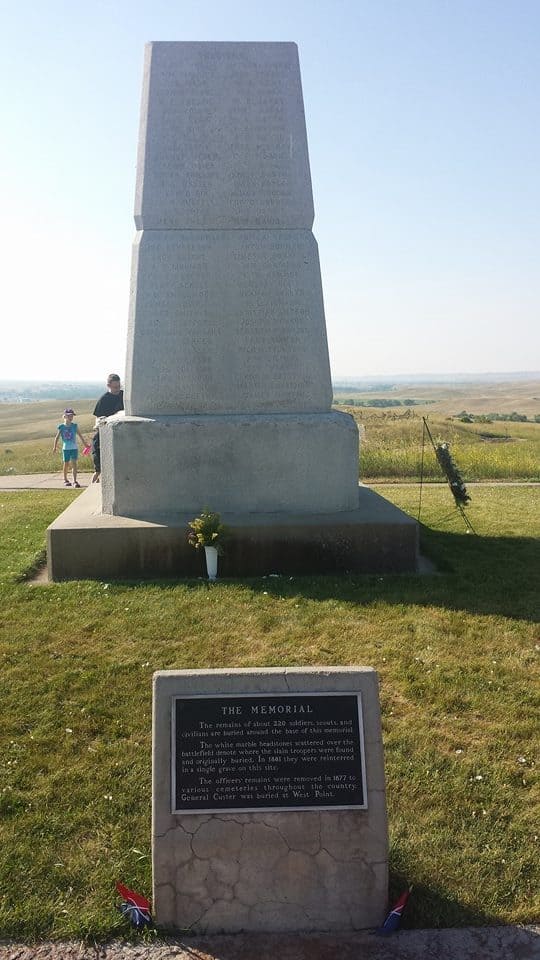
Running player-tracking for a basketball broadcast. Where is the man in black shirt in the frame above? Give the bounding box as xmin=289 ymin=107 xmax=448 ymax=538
xmin=91 ymin=374 xmax=124 ymax=482
xmin=94 ymin=373 xmax=124 ymax=418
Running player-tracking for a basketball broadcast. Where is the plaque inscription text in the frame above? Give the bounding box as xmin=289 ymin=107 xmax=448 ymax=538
xmin=172 ymin=693 xmax=367 ymax=813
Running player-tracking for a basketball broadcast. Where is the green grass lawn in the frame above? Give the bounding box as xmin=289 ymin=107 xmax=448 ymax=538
xmin=0 ymin=485 xmax=538 ymax=939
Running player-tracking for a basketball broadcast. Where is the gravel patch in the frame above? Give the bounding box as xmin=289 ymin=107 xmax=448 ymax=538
xmin=1 ymin=926 xmax=539 ymax=960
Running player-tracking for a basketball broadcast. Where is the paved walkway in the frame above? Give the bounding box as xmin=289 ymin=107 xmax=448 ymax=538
xmin=0 ymin=926 xmax=539 ymax=959
xmin=0 ymin=926 xmax=540 ymax=960
xmin=0 ymin=475 xmax=538 ymax=491
xmin=0 ymin=473 xmax=93 ymax=489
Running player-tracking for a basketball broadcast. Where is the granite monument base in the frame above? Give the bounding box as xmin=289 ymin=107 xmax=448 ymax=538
xmin=47 ymin=484 xmax=418 ymax=581
xmin=152 ymin=668 xmax=388 ymax=933
xmin=100 ymin=411 xmax=360 ymax=518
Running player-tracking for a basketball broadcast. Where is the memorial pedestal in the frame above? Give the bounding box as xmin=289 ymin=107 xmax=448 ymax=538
xmin=47 ymin=483 xmax=418 ymax=581
xmin=100 ymin=411 xmax=360 ymax=518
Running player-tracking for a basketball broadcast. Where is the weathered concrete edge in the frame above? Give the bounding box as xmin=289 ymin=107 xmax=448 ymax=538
xmin=46 ymin=485 xmax=419 ymax=580
xmin=0 ymin=925 xmax=538 ymax=959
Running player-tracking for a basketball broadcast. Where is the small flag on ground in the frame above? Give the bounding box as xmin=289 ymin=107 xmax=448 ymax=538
xmin=376 ymin=887 xmax=412 ymax=935
xmin=116 ymin=881 xmax=152 ymax=928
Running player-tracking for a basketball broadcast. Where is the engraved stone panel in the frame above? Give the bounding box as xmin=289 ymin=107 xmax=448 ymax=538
xmin=135 ymin=42 xmax=314 ymax=229
xmin=125 ymin=230 xmax=332 ymax=416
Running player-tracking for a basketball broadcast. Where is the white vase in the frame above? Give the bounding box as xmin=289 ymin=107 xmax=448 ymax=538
xmin=204 ymin=545 xmax=218 ymax=580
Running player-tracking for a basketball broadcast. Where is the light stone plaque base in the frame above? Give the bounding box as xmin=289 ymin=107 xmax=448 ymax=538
xmin=152 ymin=668 xmax=388 ymax=933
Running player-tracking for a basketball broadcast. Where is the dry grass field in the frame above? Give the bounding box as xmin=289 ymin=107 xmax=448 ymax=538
xmin=0 ymin=399 xmax=95 ymax=476
xmin=333 ymin=376 xmax=540 ymax=418
xmin=0 ymin=398 xmax=95 ymax=444
xmin=334 ymin=377 xmax=540 ymax=481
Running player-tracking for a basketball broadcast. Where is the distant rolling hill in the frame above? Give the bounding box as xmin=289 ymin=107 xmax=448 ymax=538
xmin=0 ymin=380 xmax=102 ymax=403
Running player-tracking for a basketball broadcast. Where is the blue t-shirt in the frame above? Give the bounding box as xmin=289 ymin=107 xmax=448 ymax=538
xmin=57 ymin=422 xmax=78 ymax=450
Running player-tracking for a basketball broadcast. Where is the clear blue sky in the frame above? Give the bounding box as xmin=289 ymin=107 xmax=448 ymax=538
xmin=1 ymin=0 xmax=539 ymax=381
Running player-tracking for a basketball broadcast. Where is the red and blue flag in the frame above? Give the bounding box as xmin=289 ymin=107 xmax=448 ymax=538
xmin=376 ymin=887 xmax=411 ymax=935
xmin=116 ymin=881 xmax=152 ymax=929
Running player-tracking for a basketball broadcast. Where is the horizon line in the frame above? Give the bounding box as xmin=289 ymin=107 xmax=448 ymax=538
xmin=1 ymin=370 xmax=539 ymax=386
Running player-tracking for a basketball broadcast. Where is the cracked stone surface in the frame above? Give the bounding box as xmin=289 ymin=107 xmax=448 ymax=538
xmin=259 ymin=812 xmax=320 ymax=855
xmin=191 ymin=819 xmax=244 ymax=862
xmin=154 ymin=810 xmax=388 ymax=933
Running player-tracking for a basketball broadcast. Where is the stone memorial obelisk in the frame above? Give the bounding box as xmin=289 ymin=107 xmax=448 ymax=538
xmin=47 ymin=41 xmax=417 ymax=580
xmin=101 ymin=41 xmax=358 ymax=519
